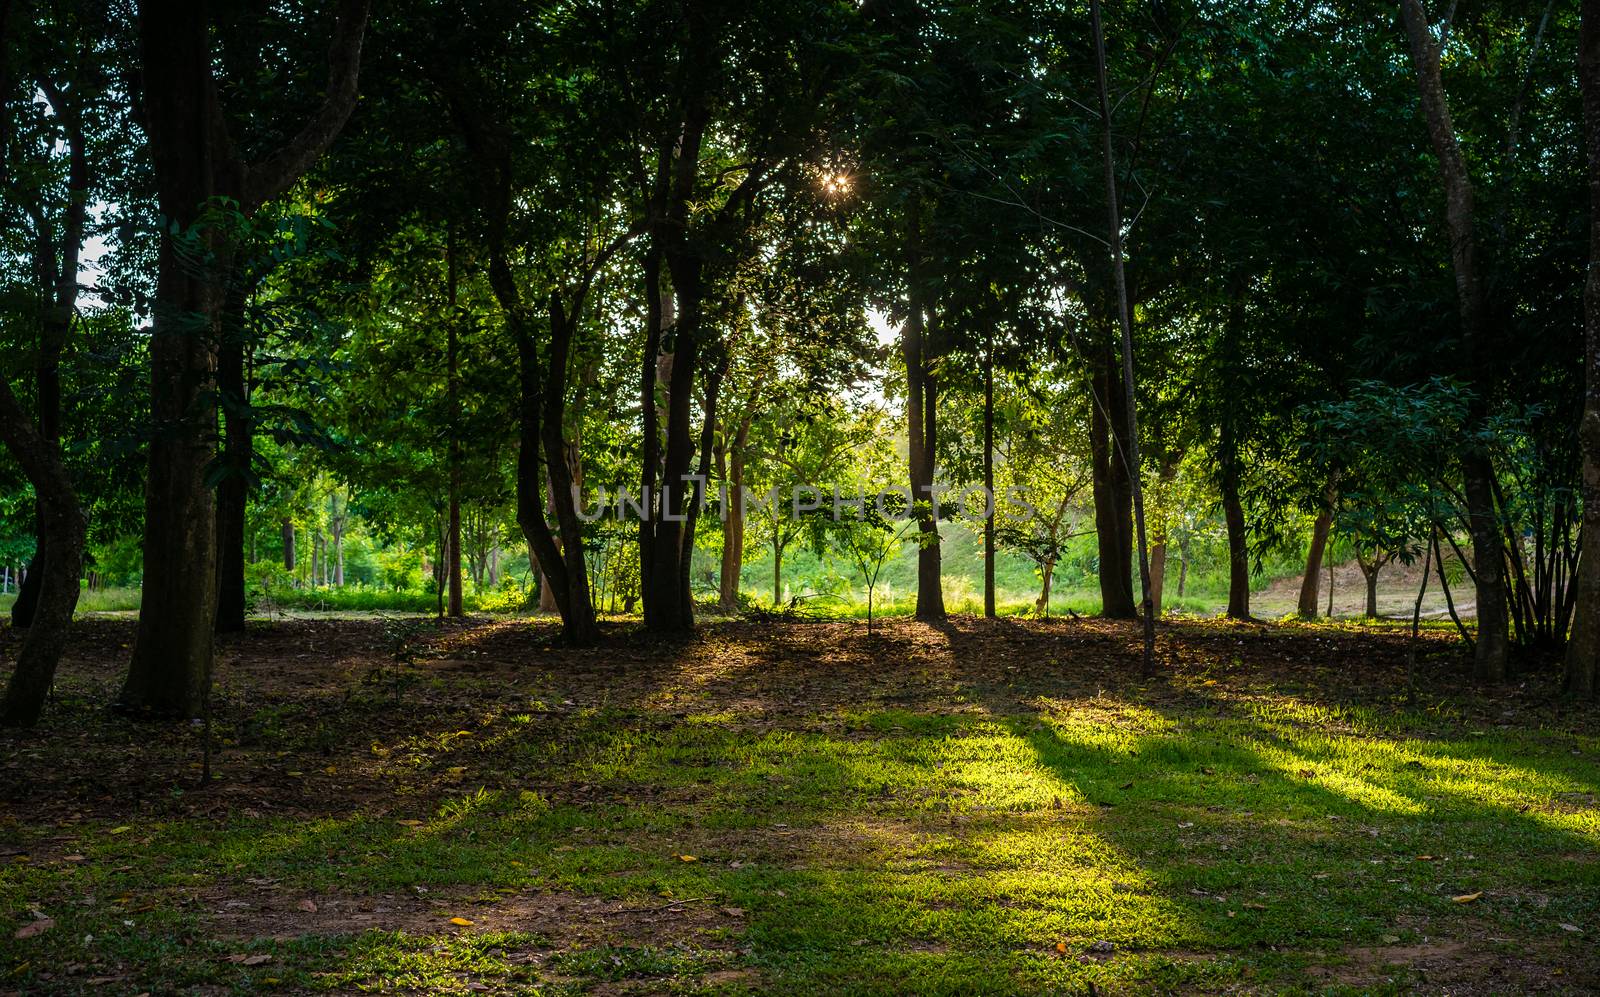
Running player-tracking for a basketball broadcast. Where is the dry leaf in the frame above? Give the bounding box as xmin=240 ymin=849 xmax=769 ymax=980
xmin=676 ymin=854 xmax=698 ymax=863
xmin=1559 ymin=923 xmax=1583 ymax=933
xmin=63 ymin=854 xmax=86 ymax=862
xmin=14 ymin=918 xmax=54 ymax=939
xmin=1054 ymin=942 xmax=1067 ymax=953
xmin=448 ymin=916 xmax=474 ymax=926
xmin=297 ymin=899 xmax=318 ymax=913
xmin=1451 ymin=892 xmax=1482 ymax=904
xmin=721 ymin=906 xmax=746 ymax=918
xmin=397 ymin=819 xmax=423 ymax=827
xmin=1416 ymin=855 xmax=1435 ymax=861
xmin=242 ymin=954 xmax=272 ymax=966
xmin=109 ymin=826 xmax=131 ymax=835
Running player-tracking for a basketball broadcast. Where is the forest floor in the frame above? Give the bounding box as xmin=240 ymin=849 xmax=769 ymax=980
xmin=1 ymin=615 xmax=1597 ymax=996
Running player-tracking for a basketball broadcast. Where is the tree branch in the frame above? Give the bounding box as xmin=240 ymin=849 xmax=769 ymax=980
xmin=243 ymin=0 xmax=371 ymax=208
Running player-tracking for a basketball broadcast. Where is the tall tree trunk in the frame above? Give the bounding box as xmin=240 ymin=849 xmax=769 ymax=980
xmin=1089 ymin=354 xmax=1136 ymax=618
xmin=645 ymin=246 xmax=702 ymax=632
xmin=903 ymin=257 xmax=945 ymax=622
xmin=1221 ymin=451 xmax=1250 ymax=620
xmin=1093 ymin=0 xmax=1157 ymax=671
xmin=639 ymin=247 xmax=665 ymax=611
xmin=281 ymin=519 xmax=295 ymax=573
xmin=773 ymin=533 xmax=783 ymax=607
xmin=983 ymin=327 xmax=996 ymax=619
xmin=1298 ymin=502 xmax=1333 ymax=618
xmin=11 ymin=69 xmax=86 ymax=631
xmin=446 ymin=231 xmax=464 ymax=618
xmin=1178 ymin=537 xmax=1190 ymax=598
xmin=1401 ymin=0 xmax=1509 ymax=681
xmin=120 ymin=5 xmax=226 ymax=715
xmin=679 ymin=356 xmax=723 ymax=624
xmin=122 ymin=0 xmax=369 ymax=716
xmin=1567 ymin=0 xmax=1600 ymax=698
xmin=1149 ymin=541 xmax=1166 ymax=616
xmin=717 ymin=423 xmax=749 ymax=613
xmin=0 ymin=380 xmax=86 ymax=727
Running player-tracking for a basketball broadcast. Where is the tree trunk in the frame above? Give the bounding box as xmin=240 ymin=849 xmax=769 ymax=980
xmin=1298 ymin=502 xmax=1333 ymax=618
xmin=678 ymin=356 xmax=723 ymax=624
xmin=332 ymin=515 xmax=345 ymax=587
xmin=1361 ymin=558 xmax=1381 ymax=619
xmin=446 ymin=232 xmax=464 ymax=617
xmin=119 ymin=5 xmax=224 ymax=716
xmin=1149 ymin=540 xmax=1166 ymax=616
xmin=1089 ymin=354 xmax=1136 ymax=618
xmin=903 ymin=257 xmax=945 ymax=622
xmin=1178 ymin=538 xmax=1190 ymax=598
xmin=773 ymin=532 xmax=783 ymax=608
xmin=1036 ymin=555 xmax=1056 ymax=617
xmin=0 ymin=378 xmax=87 ymax=726
xmin=1568 ymin=0 xmax=1600 ymax=698
xmin=1221 ymin=456 xmax=1250 ymax=620
xmin=1401 ymin=0 xmax=1509 ymax=682
xmin=983 ymin=326 xmax=996 ymax=619
xmin=281 ymin=519 xmax=295 ymax=573
xmin=121 ymin=0 xmax=368 ymax=717
xmin=717 ymin=424 xmax=748 ymax=613
xmin=644 ymin=244 xmax=702 ymax=632
xmin=1093 ymin=0 xmax=1157 ymax=671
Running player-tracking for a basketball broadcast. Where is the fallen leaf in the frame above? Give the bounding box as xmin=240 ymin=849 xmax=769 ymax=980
xmin=242 ymin=954 xmax=272 ymax=966
xmin=1451 ymin=892 xmax=1483 ymax=904
xmin=62 ymin=854 xmax=86 ymax=862
xmin=721 ymin=906 xmax=746 ymax=917
xmin=14 ymin=918 xmax=54 ymax=939
xmin=1559 ymin=923 xmax=1583 ymax=933
xmin=108 ymin=826 xmax=131 ymax=835
xmin=676 ymin=854 xmax=698 ymax=863
xmin=1054 ymin=941 xmax=1067 ymax=953
xmin=1088 ymin=940 xmax=1116 ymax=954
xmin=448 ymin=916 xmax=474 ymax=926
xmin=297 ymin=899 xmax=318 ymax=913
xmin=1416 ymin=855 xmax=1435 ymax=861
xmin=396 ymin=819 xmax=423 ymax=827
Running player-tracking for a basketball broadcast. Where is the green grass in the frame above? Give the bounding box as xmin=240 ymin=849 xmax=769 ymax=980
xmin=2 ymin=617 xmax=1595 ymax=994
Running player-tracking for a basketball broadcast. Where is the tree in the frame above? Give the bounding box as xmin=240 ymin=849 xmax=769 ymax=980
xmin=117 ymin=0 xmax=369 ymax=716
xmin=1569 ymin=0 xmax=1600 ymax=698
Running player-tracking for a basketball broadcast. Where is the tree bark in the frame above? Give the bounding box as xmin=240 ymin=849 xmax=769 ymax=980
xmin=1093 ymin=0 xmax=1157 ymax=671
xmin=0 ymin=379 xmax=86 ymax=727
xmin=1298 ymin=502 xmax=1333 ymax=618
xmin=1567 ymin=0 xmax=1600 ymax=698
xmin=903 ymin=253 xmax=945 ymax=622
xmin=1221 ymin=450 xmax=1250 ymax=620
xmin=717 ymin=420 xmax=750 ymax=613
xmin=983 ymin=326 xmax=996 ymax=619
xmin=1401 ymin=0 xmax=1510 ymax=681
xmin=446 ymin=233 xmax=464 ymax=618
xmin=1089 ymin=354 xmax=1136 ymax=618
xmin=12 ymin=71 xmax=88 ymax=630
xmin=281 ymin=519 xmax=295 ymax=573
xmin=122 ymin=0 xmax=369 ymax=716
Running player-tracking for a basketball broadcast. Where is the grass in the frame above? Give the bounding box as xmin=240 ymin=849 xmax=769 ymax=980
xmin=2 ymin=616 xmax=1596 ymax=994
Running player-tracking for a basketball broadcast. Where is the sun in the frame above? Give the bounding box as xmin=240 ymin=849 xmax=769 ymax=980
xmin=820 ymin=171 xmax=853 ymax=197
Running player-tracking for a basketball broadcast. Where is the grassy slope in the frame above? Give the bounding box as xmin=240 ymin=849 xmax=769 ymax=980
xmin=1 ymin=616 xmax=1596 ymax=994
